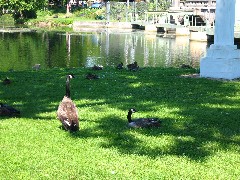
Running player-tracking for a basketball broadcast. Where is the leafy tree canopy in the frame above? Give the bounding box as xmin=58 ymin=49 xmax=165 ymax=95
xmin=0 ymin=0 xmax=48 ymax=18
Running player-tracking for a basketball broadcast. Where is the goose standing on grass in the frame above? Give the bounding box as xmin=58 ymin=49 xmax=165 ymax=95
xmin=0 ymin=103 xmax=20 ymax=117
xmin=57 ymin=74 xmax=79 ymax=132
xmin=127 ymin=108 xmax=161 ymax=128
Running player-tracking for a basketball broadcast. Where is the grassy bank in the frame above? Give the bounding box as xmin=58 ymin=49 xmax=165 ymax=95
xmin=26 ymin=8 xmax=105 ymax=28
xmin=0 ymin=67 xmax=240 ymax=179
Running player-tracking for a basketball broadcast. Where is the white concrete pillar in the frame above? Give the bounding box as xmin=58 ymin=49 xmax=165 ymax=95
xmin=236 ymin=0 xmax=240 ymax=25
xmin=170 ymin=0 xmax=180 ymax=10
xmin=200 ymin=0 xmax=240 ymax=80
xmin=214 ymin=0 xmax=235 ymax=46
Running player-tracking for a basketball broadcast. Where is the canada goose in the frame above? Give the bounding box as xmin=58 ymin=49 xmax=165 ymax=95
xmin=92 ymin=65 xmax=103 ymax=70
xmin=0 ymin=103 xmax=20 ymax=117
xmin=116 ymin=62 xmax=124 ymax=70
xmin=86 ymin=73 xmax=99 ymax=80
xmin=127 ymin=61 xmax=139 ymax=71
xmin=57 ymin=74 xmax=79 ymax=132
xmin=127 ymin=108 xmax=161 ymax=128
xmin=2 ymin=77 xmax=11 ymax=85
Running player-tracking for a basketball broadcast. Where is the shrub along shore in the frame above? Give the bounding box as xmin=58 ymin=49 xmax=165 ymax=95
xmin=0 ymin=67 xmax=240 ymax=179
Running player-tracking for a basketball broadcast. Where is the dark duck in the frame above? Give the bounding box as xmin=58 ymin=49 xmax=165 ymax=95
xmin=0 ymin=103 xmax=20 ymax=117
xmin=180 ymin=64 xmax=192 ymax=69
xmin=92 ymin=65 xmax=103 ymax=70
xmin=127 ymin=108 xmax=161 ymax=128
xmin=2 ymin=77 xmax=11 ymax=85
xmin=57 ymin=74 xmax=79 ymax=132
xmin=127 ymin=61 xmax=139 ymax=71
xmin=116 ymin=62 xmax=124 ymax=70
xmin=86 ymin=73 xmax=99 ymax=80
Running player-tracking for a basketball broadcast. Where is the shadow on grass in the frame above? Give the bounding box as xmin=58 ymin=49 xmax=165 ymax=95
xmin=88 ymin=115 xmax=212 ymax=161
xmin=1 ymin=67 xmax=240 ymax=161
xmin=71 ymin=112 xmax=239 ymax=161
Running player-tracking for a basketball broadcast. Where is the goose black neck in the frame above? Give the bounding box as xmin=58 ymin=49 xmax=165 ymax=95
xmin=66 ymin=76 xmax=71 ymax=98
xmin=127 ymin=111 xmax=132 ymax=123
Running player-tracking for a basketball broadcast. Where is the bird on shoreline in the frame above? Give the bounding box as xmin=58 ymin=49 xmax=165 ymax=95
xmin=57 ymin=74 xmax=79 ymax=132
xmin=180 ymin=64 xmax=192 ymax=69
xmin=116 ymin=62 xmax=124 ymax=70
xmin=127 ymin=108 xmax=161 ymax=128
xmin=92 ymin=65 xmax=103 ymax=70
xmin=127 ymin=61 xmax=139 ymax=71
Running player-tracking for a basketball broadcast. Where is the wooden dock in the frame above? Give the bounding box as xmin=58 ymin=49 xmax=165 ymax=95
xmin=130 ymin=10 xmax=240 ymax=41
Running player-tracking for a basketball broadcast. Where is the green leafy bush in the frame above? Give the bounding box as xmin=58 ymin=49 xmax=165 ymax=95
xmin=54 ymin=18 xmax=73 ymax=25
xmin=36 ymin=10 xmax=53 ymax=17
xmin=73 ymin=9 xmax=103 ymax=20
xmin=0 ymin=14 xmax=15 ymax=26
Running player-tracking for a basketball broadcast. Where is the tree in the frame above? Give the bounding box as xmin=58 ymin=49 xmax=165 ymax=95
xmin=0 ymin=0 xmax=48 ymax=19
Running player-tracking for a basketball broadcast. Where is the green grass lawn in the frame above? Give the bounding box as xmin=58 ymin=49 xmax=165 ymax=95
xmin=0 ymin=67 xmax=240 ymax=179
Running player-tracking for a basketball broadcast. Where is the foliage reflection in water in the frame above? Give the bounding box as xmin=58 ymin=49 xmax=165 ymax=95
xmin=0 ymin=31 xmax=208 ymax=71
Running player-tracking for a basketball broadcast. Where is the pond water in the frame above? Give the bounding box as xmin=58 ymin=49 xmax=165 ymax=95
xmin=0 ymin=30 xmax=209 ymax=71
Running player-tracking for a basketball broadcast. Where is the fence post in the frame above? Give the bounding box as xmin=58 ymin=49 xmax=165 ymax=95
xmin=125 ymin=2 xmax=128 ymax=22
xmin=126 ymin=0 xmax=130 ymax=22
xmin=133 ymin=1 xmax=136 ymax=21
xmin=106 ymin=1 xmax=110 ymax=24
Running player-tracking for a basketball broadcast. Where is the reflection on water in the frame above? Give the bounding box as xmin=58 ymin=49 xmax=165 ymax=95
xmin=0 ymin=30 xmax=208 ymax=71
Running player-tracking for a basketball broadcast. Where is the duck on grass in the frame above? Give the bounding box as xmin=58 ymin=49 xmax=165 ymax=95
xmin=0 ymin=103 xmax=20 ymax=117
